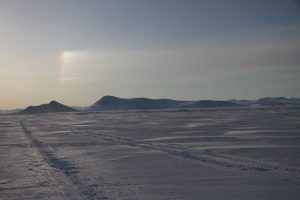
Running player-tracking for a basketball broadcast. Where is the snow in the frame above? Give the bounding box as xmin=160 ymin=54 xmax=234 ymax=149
xmin=0 ymin=107 xmax=300 ymax=199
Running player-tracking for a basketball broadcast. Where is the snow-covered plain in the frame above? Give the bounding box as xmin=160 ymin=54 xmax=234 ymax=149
xmin=1 ymin=107 xmax=300 ymax=199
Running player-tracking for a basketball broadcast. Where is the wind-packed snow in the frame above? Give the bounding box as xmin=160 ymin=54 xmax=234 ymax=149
xmin=1 ymin=107 xmax=300 ymax=199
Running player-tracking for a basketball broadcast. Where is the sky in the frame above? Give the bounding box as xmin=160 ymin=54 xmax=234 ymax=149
xmin=0 ymin=0 xmax=300 ymax=109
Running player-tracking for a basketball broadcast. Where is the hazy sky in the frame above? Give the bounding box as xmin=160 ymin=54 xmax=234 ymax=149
xmin=1 ymin=0 xmax=300 ymax=109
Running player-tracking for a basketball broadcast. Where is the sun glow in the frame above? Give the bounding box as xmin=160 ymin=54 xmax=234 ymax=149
xmin=59 ymin=51 xmax=76 ymax=80
xmin=60 ymin=51 xmax=74 ymax=64
xmin=58 ymin=50 xmax=87 ymax=81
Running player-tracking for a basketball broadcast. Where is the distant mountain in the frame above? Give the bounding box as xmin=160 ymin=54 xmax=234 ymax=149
xmin=19 ymin=101 xmax=77 ymax=114
xmin=180 ymin=100 xmax=242 ymax=108
xmin=89 ymin=96 xmax=182 ymax=111
xmin=88 ymin=96 xmax=300 ymax=111
xmin=254 ymin=97 xmax=300 ymax=106
xmin=5 ymin=96 xmax=299 ymax=115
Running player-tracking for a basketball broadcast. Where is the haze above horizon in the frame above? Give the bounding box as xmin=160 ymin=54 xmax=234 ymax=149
xmin=1 ymin=0 xmax=300 ymax=109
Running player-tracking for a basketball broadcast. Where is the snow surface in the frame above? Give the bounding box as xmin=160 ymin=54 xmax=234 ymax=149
xmin=1 ymin=107 xmax=300 ymax=199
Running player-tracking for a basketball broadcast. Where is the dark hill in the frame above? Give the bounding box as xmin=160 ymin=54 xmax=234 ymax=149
xmin=19 ymin=101 xmax=77 ymax=114
xmin=89 ymin=96 xmax=183 ymax=111
xmin=180 ymin=100 xmax=242 ymax=108
xmin=88 ymin=96 xmax=244 ymax=111
xmin=255 ymin=97 xmax=300 ymax=106
xmin=16 ymin=96 xmax=300 ymax=114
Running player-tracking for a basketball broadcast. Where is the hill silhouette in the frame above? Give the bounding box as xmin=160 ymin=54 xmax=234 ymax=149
xmin=88 ymin=96 xmax=300 ymax=111
xmin=89 ymin=96 xmax=182 ymax=111
xmin=19 ymin=101 xmax=77 ymax=114
xmin=9 ymin=96 xmax=300 ymax=115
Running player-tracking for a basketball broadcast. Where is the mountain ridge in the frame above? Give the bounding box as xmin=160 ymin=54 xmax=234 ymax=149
xmin=88 ymin=95 xmax=300 ymax=111
xmin=3 ymin=96 xmax=300 ymax=115
xmin=18 ymin=100 xmax=77 ymax=115
xmin=89 ymin=95 xmax=183 ymax=111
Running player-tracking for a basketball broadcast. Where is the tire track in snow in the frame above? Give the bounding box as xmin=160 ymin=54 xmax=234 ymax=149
xmin=72 ymin=130 xmax=300 ymax=175
xmin=20 ymin=121 xmax=109 ymax=200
